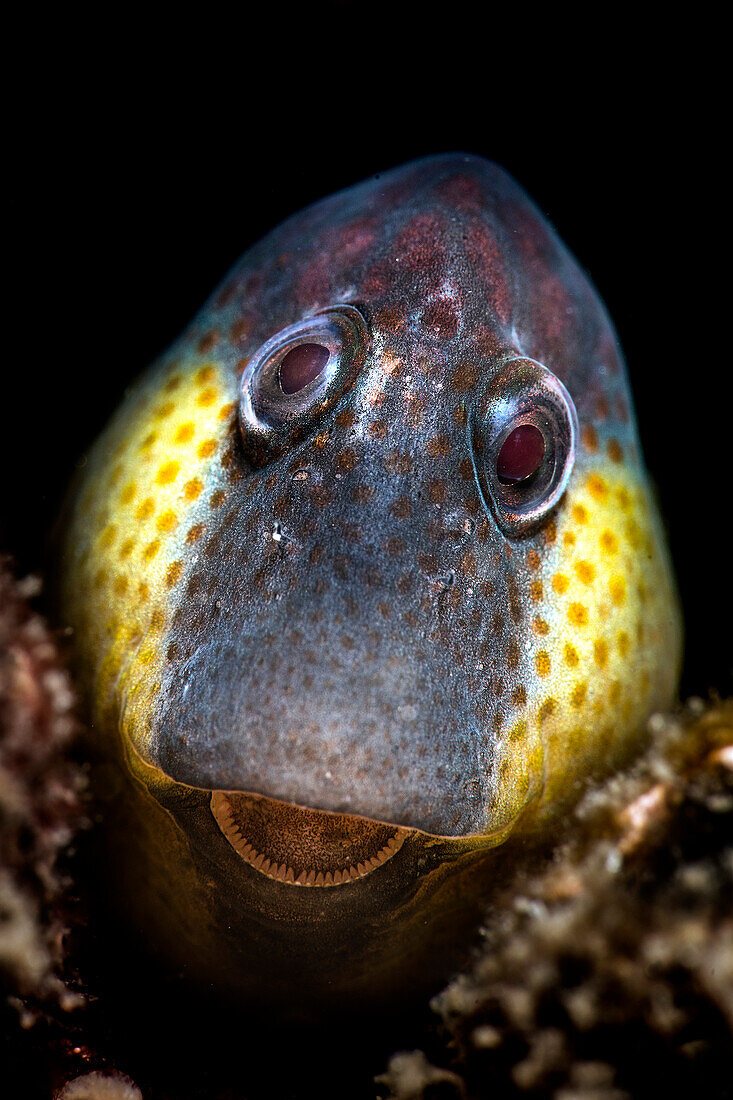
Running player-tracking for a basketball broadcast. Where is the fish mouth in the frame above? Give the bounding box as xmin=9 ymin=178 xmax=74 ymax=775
xmin=210 ymin=790 xmax=413 ymax=887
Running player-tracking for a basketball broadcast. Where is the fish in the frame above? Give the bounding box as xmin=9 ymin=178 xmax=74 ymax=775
xmin=58 ymin=154 xmax=682 ymax=1008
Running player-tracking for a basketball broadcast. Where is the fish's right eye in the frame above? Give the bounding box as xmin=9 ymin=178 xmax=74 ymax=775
xmin=470 ymin=357 xmax=578 ymax=538
xmin=239 ymin=305 xmax=369 ymax=464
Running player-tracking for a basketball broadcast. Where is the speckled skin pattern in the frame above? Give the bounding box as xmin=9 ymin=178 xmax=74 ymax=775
xmin=59 ymin=156 xmax=681 ymax=1005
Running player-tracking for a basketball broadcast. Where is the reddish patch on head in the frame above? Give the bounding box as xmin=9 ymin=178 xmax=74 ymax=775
xmin=337 ymin=216 xmax=378 ymax=261
xmin=436 ymin=173 xmax=484 ymax=213
xmin=534 ymin=271 xmax=575 ymax=357
xmin=394 ymin=213 xmax=446 ymax=274
xmin=373 ymin=303 xmax=407 ymax=334
xmin=230 ymin=318 xmax=251 ymax=345
xmin=422 ymin=297 xmax=459 ymax=338
xmin=464 ymin=222 xmax=511 ymax=325
xmin=296 ymin=254 xmax=331 ymax=305
xmin=363 ymin=259 xmax=395 ymax=297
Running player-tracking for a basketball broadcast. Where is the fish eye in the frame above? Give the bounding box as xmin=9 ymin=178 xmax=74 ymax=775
xmin=470 ymin=358 xmax=578 ymax=537
xmin=278 ymin=343 xmax=331 ymax=394
xmin=239 ymin=305 xmax=369 ymax=463
xmin=496 ymin=423 xmax=546 ymax=484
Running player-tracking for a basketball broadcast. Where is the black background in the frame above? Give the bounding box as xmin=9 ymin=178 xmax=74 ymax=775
xmin=4 ymin=8 xmax=729 ymax=695
xmin=1 ymin=8 xmax=730 ymax=1096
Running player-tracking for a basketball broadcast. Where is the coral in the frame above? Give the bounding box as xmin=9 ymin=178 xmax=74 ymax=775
xmin=0 ymin=560 xmax=85 ymax=1012
xmin=0 ymin=559 xmax=87 ymax=1095
xmin=380 ymin=702 xmax=733 ymax=1099
xmin=55 ymin=1071 xmax=142 ymax=1100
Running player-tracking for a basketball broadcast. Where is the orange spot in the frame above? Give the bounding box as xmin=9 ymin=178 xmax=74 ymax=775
xmin=211 ymin=489 xmax=226 ymax=508
xmin=625 ymin=518 xmax=642 ymax=549
xmin=427 ymin=479 xmax=447 ymax=503
xmin=196 ymin=365 xmax=216 ymax=384
xmin=218 ymin=402 xmax=236 ymax=421
xmin=600 ymin=530 xmax=618 ymax=554
xmin=571 ymin=682 xmax=588 ymax=708
xmin=575 ymin=561 xmax=595 ymax=584
xmin=120 ymin=483 xmax=136 ymax=505
xmin=533 ymin=617 xmax=550 ymax=636
xmin=552 ymin=573 xmax=569 ymax=595
xmin=610 ymin=680 xmax=622 ymax=705
xmin=535 ymin=651 xmax=551 ymax=676
xmin=120 ymin=538 xmax=135 ymax=559
xmin=568 ymin=603 xmax=588 ymax=627
xmin=137 ymin=582 xmax=150 ymax=602
xmin=155 ymin=401 xmax=175 ymax=419
xmin=166 ymin=561 xmax=183 ymax=587
xmin=99 ymin=525 xmax=116 ymax=550
xmin=617 ymin=631 xmax=630 ymax=656
xmin=539 ymin=698 xmax=556 ymax=722
xmin=581 ymin=424 xmax=598 ymax=452
xmin=174 ymin=423 xmax=195 ymax=444
xmin=572 ymin=504 xmax=589 ymax=524
xmin=113 ymin=575 xmax=128 ymax=596
xmin=140 ymin=432 xmax=157 ymax=452
xmin=156 ymin=510 xmax=178 ymax=534
xmin=184 ymin=478 xmax=203 ymax=501
xmin=198 ymin=439 xmax=217 ymax=459
xmin=509 ymin=719 xmax=528 ymax=743
xmin=511 ymin=685 xmax=527 ymax=707
xmin=616 ymin=487 xmax=632 ymax=511
xmin=136 ymin=497 xmax=155 ymax=520
xmin=564 ymin=644 xmax=579 ymax=667
xmin=607 ymin=438 xmax=624 ymax=462
xmin=186 ymin=523 xmax=206 ymax=544
xmin=197 ymin=387 xmax=217 ymax=407
xmin=426 ymin=435 xmax=451 ymax=458
xmin=149 ymin=608 xmax=166 ymax=631
xmin=164 ymin=375 xmax=182 ymax=392
xmin=143 ymin=540 xmax=161 ymax=560
xmin=335 ymin=449 xmax=358 ymax=473
xmin=593 ymin=639 xmax=609 ymax=668
xmin=156 ymin=461 xmax=180 ymax=485
xmin=198 ymin=332 xmax=219 ymax=354
xmin=529 ymin=580 xmax=543 ymax=602
xmin=609 ymin=577 xmax=626 ymax=606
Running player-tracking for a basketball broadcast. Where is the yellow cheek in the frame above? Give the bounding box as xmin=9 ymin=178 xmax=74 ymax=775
xmin=62 ymin=360 xmax=239 ymax=769
xmin=518 ymin=462 xmax=681 ymax=820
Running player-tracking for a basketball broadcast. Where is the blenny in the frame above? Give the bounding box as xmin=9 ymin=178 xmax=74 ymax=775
xmin=59 ymin=155 xmax=681 ymax=1007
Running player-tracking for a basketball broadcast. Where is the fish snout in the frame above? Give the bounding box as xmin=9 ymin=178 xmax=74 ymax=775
xmin=151 ymin=621 xmax=495 ymax=837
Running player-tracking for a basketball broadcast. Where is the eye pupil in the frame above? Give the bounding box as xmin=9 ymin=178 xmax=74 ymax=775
xmin=496 ymin=424 xmax=545 ymax=484
xmin=279 ymin=343 xmax=330 ymax=394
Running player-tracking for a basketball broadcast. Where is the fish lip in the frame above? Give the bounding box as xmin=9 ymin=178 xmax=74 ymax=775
xmin=210 ymin=789 xmax=415 ymax=887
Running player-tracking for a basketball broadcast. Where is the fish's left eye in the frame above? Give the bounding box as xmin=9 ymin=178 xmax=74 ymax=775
xmin=471 ymin=357 xmax=578 ymax=538
xmin=239 ymin=305 xmax=369 ymax=463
